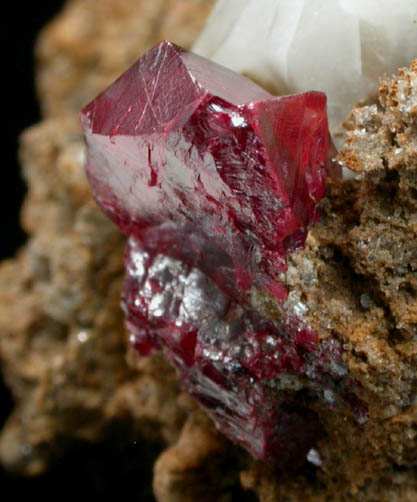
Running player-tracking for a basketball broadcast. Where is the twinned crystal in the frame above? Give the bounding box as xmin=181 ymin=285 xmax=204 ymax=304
xmin=81 ymin=41 xmax=351 ymax=465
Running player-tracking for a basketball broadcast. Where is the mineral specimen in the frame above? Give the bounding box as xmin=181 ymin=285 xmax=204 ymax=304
xmin=193 ymin=0 xmax=417 ymax=134
xmin=81 ymin=40 xmax=350 ymax=465
xmin=3 ymin=1 xmax=417 ymax=499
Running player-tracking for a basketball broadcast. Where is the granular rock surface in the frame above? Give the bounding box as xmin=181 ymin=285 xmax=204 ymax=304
xmin=0 ymin=0 xmax=416 ymax=501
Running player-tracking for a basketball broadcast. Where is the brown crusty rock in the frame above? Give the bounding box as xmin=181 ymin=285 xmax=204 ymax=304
xmin=241 ymin=61 xmax=417 ymax=502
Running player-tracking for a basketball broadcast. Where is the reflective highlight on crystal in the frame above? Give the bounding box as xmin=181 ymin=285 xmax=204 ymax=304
xmin=80 ymin=41 xmax=352 ymax=465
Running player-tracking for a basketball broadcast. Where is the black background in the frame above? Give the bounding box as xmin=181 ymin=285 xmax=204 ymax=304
xmin=2 ymin=1 xmax=67 ymax=261
xmin=0 ymin=2 xmax=157 ymax=500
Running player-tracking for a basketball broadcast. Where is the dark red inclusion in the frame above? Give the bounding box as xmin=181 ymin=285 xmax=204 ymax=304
xmin=80 ymin=41 xmax=353 ymax=466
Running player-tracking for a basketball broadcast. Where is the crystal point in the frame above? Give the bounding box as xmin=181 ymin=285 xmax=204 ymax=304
xmin=81 ymin=41 xmax=350 ymax=465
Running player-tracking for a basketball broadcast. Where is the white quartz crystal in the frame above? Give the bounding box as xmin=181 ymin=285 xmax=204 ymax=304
xmin=194 ymin=0 xmax=417 ymax=133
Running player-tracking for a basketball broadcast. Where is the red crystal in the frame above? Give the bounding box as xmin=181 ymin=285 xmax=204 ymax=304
xmin=80 ymin=41 xmax=349 ymax=466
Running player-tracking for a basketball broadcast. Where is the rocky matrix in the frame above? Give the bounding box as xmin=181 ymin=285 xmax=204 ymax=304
xmin=80 ymin=41 xmax=357 ymax=465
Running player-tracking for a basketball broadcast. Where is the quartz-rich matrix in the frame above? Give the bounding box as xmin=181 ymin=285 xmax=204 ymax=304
xmin=81 ymin=41 xmax=351 ymax=465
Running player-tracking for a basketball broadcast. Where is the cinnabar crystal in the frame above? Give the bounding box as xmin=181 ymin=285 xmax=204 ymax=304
xmin=80 ymin=41 xmax=350 ymax=466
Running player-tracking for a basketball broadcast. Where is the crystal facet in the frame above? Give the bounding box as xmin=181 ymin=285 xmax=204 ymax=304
xmin=80 ymin=41 xmax=349 ymax=465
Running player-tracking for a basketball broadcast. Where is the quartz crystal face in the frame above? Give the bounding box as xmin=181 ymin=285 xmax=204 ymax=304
xmin=80 ymin=41 xmax=351 ymax=466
